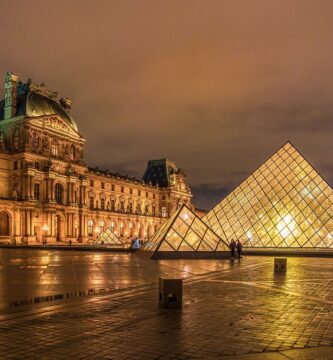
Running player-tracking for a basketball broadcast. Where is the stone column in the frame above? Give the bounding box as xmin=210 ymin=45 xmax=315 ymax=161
xmin=50 ymin=179 xmax=55 ymax=201
xmin=29 ymin=176 xmax=33 ymax=199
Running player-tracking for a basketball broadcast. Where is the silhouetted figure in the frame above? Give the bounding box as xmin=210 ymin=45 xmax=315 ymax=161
xmin=230 ymin=239 xmax=236 ymax=260
xmin=236 ymin=240 xmax=243 ymax=260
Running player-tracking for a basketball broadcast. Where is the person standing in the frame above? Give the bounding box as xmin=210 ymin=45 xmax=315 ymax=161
xmin=230 ymin=239 xmax=236 ymax=261
xmin=236 ymin=240 xmax=243 ymax=260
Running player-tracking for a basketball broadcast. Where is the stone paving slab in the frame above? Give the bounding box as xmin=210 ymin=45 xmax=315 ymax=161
xmin=221 ymin=346 xmax=333 ymax=359
xmin=0 ymin=256 xmax=332 ymax=359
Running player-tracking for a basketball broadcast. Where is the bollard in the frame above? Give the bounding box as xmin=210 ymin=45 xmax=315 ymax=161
xmin=274 ymin=257 xmax=287 ymax=272
xmin=159 ymin=278 xmax=182 ymax=309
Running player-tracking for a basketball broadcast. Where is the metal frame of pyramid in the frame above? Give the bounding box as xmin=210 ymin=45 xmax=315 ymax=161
xmin=202 ymin=141 xmax=333 ymax=249
xmin=95 ymin=227 xmax=124 ymax=247
xmin=143 ymin=204 xmax=229 ymax=259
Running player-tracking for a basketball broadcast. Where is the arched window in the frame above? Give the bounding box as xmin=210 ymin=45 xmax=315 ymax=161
xmin=99 ymin=220 xmax=104 ymax=232
xmin=88 ymin=219 xmax=94 ymax=236
xmin=110 ymin=221 xmax=115 ymax=233
xmin=51 ymin=139 xmax=58 ymax=156
xmin=119 ymin=222 xmax=124 ymax=237
xmin=55 ymin=183 xmax=63 ymax=205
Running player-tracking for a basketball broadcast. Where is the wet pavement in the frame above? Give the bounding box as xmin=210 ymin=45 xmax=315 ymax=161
xmin=0 ymin=249 xmax=234 ymax=309
xmin=0 ymin=249 xmax=332 ymax=359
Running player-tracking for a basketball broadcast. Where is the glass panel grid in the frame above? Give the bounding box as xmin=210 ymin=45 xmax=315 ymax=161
xmin=202 ymin=142 xmax=333 ymax=249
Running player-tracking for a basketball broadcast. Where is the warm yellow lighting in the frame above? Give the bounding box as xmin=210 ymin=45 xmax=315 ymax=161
xmin=201 ymin=142 xmax=333 ymax=249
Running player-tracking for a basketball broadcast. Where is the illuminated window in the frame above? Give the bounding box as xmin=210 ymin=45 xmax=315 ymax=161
xmin=110 ymin=221 xmax=115 ymax=232
xmin=161 ymin=207 xmax=168 ymax=218
xmin=88 ymin=219 xmax=94 ymax=236
xmin=119 ymin=222 xmax=124 ymax=237
xmin=51 ymin=139 xmax=58 ymax=156
xmin=99 ymin=220 xmax=104 ymax=232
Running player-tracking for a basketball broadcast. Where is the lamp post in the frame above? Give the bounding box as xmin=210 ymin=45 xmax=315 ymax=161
xmin=42 ymin=224 xmax=49 ymax=245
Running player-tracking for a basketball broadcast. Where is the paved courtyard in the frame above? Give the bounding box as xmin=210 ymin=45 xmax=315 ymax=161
xmin=0 ymin=249 xmax=332 ymax=359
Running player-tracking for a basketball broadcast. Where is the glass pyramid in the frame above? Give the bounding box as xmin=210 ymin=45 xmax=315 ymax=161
xmin=203 ymin=142 xmax=333 ymax=248
xmin=95 ymin=227 xmax=124 ymax=246
xmin=143 ymin=204 xmax=229 ymax=253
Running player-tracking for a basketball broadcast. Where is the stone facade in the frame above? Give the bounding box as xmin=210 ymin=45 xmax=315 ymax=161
xmin=0 ymin=72 xmax=193 ymax=244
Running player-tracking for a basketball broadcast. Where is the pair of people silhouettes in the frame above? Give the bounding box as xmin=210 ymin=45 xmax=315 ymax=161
xmin=230 ymin=239 xmax=242 ymax=261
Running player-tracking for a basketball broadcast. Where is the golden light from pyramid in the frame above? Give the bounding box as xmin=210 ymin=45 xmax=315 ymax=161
xmin=202 ymin=142 xmax=333 ymax=249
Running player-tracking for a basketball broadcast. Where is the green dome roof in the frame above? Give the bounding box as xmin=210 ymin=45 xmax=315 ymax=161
xmin=26 ymin=91 xmax=78 ymax=132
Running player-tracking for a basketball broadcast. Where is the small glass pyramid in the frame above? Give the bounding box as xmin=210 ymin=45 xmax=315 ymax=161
xmin=95 ymin=227 xmax=124 ymax=246
xmin=203 ymin=142 xmax=333 ymax=248
xmin=143 ymin=204 xmax=229 ymax=253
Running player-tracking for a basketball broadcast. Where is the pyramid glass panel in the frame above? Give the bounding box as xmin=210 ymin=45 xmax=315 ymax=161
xmin=142 ymin=205 xmax=229 ymax=254
xmin=202 ymin=142 xmax=333 ymax=249
xmin=95 ymin=227 xmax=124 ymax=246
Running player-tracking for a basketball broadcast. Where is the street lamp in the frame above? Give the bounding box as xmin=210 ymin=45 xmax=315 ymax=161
xmin=42 ymin=224 xmax=49 ymax=245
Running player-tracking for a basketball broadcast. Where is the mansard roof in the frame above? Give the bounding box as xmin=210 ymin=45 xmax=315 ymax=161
xmin=142 ymin=158 xmax=186 ymax=188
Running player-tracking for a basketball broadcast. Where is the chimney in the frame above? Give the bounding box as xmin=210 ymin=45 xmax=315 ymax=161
xmin=4 ymin=72 xmax=18 ymax=120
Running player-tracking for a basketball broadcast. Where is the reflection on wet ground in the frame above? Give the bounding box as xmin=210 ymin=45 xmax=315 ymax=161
xmin=0 ymin=250 xmax=332 ymax=358
xmin=0 ymin=249 xmax=244 ymax=309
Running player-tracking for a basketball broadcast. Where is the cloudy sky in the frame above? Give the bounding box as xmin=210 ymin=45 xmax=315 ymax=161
xmin=1 ymin=0 xmax=333 ymax=209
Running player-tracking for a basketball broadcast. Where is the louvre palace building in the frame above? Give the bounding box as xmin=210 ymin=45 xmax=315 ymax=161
xmin=0 ymin=72 xmax=194 ymax=244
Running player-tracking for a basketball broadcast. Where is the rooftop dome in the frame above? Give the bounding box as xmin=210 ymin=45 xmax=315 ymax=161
xmin=26 ymin=91 xmax=78 ymax=132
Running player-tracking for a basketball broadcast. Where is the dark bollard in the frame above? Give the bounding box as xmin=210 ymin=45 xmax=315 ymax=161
xmin=159 ymin=278 xmax=182 ymax=309
xmin=274 ymin=257 xmax=287 ymax=272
